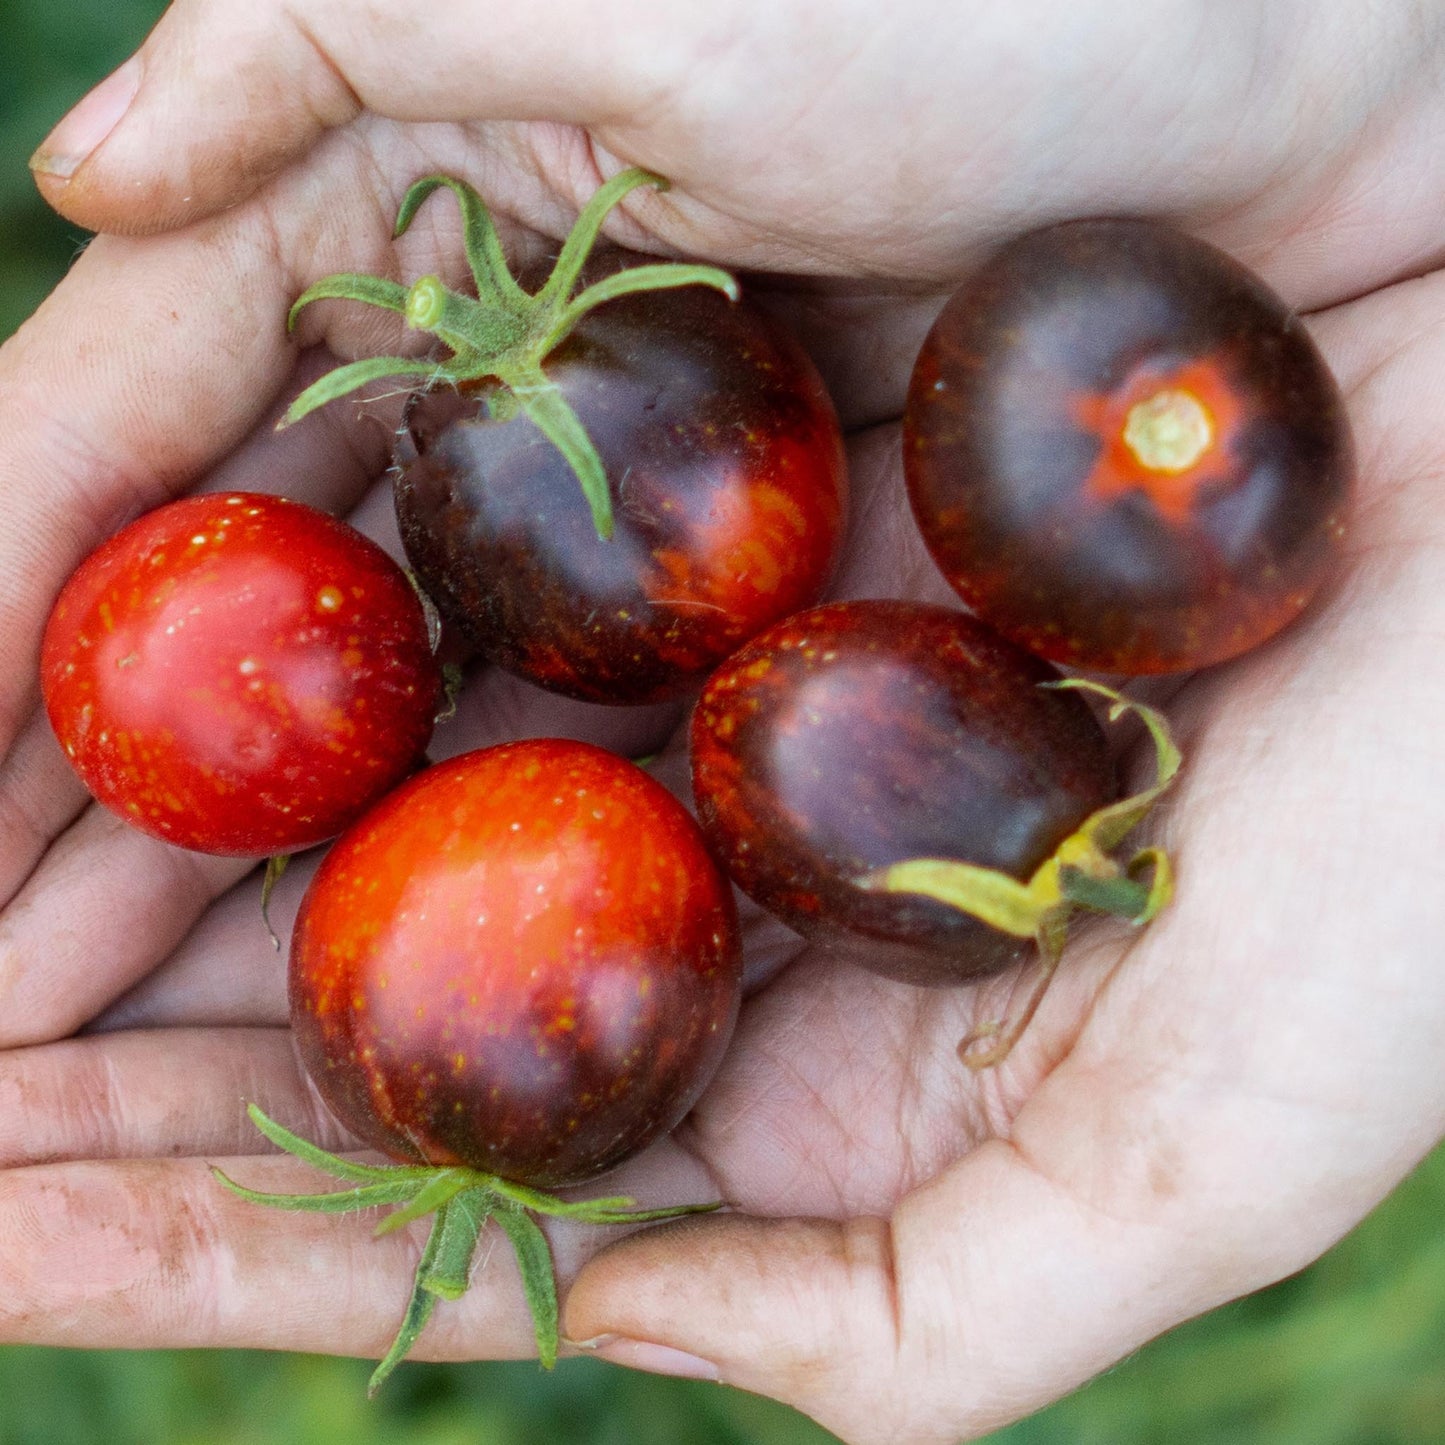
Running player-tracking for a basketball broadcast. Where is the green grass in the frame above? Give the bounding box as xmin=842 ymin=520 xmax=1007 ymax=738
xmin=0 ymin=0 xmax=165 ymax=340
xmin=0 ymin=1349 xmax=837 ymax=1445
xmin=3 ymin=3 xmax=1443 ymax=1441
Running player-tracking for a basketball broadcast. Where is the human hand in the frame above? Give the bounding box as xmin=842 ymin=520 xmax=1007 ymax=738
xmin=3 ymin=2 xmax=1445 ymax=1441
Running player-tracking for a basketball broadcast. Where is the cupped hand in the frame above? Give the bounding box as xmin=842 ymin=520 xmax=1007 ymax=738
xmin=3 ymin=2 xmax=1445 ymax=1442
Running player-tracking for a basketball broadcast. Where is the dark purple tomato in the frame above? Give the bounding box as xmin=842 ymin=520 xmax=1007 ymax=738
xmin=904 ymin=219 xmax=1353 ymax=674
xmin=690 ymin=600 xmax=1117 ymax=985
xmin=290 ymin=739 xmax=742 ymax=1188
xmin=395 ymin=278 xmax=848 ymax=704
xmin=41 ymin=492 xmax=440 ymax=855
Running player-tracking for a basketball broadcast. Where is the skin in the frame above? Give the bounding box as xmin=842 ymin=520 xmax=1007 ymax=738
xmin=2 ymin=1 xmax=1445 ymax=1441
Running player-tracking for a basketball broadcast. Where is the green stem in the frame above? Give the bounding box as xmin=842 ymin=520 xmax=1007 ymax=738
xmin=260 ymin=854 xmax=289 ymax=951
xmin=368 ymin=1201 xmax=456 ymax=1396
xmin=394 ymin=175 xmax=529 ymax=312
xmin=223 ymin=1105 xmax=722 ymax=1392
xmin=287 ymin=274 xmax=408 ymax=333
xmin=403 ymin=275 xmax=525 ymax=358
xmin=282 ymin=168 xmax=739 ymax=538
xmin=544 ymin=263 xmax=738 ymax=351
xmin=536 ymin=168 xmax=667 ymax=307
xmin=280 ymin=356 xmax=451 ymax=430
xmin=871 ymin=680 xmax=1184 ymax=1068
xmin=493 ymin=1206 xmax=560 ymax=1369
xmin=502 ymin=364 xmax=612 ymax=538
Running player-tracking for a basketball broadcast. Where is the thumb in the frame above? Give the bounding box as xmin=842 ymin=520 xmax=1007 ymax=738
xmin=28 ymin=0 xmax=673 ymax=234
xmin=562 ymin=1141 xmax=1282 ymax=1445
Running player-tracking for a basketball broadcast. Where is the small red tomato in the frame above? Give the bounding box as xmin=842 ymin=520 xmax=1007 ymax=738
xmin=396 ymin=279 xmax=848 ymax=704
xmin=904 ymin=219 xmax=1353 ymax=674
xmin=289 ymin=740 xmax=742 ymax=1189
xmin=42 ymin=492 xmax=440 ymax=855
xmin=691 ymin=600 xmax=1117 ymax=985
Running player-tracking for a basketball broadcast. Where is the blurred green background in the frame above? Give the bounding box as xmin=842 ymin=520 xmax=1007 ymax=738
xmin=2 ymin=3 xmax=1443 ymax=1442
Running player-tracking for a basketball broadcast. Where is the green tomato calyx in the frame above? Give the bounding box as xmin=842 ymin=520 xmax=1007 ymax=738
xmin=280 ymin=170 xmax=739 ymax=540
xmin=215 ymin=1104 xmax=722 ymax=1393
xmin=864 ymin=680 xmax=1180 ymax=1068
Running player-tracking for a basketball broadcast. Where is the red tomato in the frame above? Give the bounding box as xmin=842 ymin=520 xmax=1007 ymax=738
xmin=289 ymin=739 xmax=742 ymax=1188
xmin=41 ymin=492 xmax=440 ymax=855
xmin=904 ymin=219 xmax=1353 ymax=673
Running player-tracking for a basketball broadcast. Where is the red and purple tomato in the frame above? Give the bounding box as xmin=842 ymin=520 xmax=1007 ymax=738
xmin=41 ymin=492 xmax=440 ymax=855
xmin=690 ymin=600 xmax=1117 ymax=985
xmin=395 ymin=277 xmax=848 ymax=704
xmin=904 ymin=218 xmax=1353 ymax=674
xmin=289 ymin=739 xmax=742 ymax=1188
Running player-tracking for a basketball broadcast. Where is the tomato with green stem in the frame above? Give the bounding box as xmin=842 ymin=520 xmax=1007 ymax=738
xmin=690 ymin=600 xmax=1179 ymax=1063
xmin=284 ymin=170 xmax=848 ymax=705
xmin=904 ymin=218 xmax=1353 ymax=673
xmin=219 ymin=739 xmax=742 ymax=1389
xmin=41 ymin=492 xmax=440 ymax=855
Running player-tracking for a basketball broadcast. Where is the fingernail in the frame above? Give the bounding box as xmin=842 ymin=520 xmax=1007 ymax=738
xmin=591 ymin=1337 xmax=721 ymax=1382
xmin=30 ymin=56 xmax=142 ymax=181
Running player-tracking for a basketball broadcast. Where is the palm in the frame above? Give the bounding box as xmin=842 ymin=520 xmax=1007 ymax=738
xmin=3 ymin=27 xmax=1445 ymax=1437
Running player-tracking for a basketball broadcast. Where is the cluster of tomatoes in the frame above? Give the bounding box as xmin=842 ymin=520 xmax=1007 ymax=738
xmin=39 ymin=172 xmax=1352 ymax=1385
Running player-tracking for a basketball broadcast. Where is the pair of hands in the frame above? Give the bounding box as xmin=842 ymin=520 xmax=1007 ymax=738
xmin=4 ymin=1 xmax=1445 ymax=1440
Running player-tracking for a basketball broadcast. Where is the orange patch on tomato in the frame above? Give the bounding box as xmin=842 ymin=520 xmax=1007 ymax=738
xmin=1072 ymin=357 xmax=1246 ymax=524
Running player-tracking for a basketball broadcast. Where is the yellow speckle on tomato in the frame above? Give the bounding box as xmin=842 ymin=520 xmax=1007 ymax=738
xmin=317 ymin=586 xmax=344 ymax=612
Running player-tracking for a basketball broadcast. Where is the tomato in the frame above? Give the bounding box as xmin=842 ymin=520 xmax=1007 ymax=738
xmin=904 ymin=218 xmax=1353 ymax=674
xmin=396 ymin=278 xmax=848 ymax=704
xmin=289 ymin=739 xmax=742 ymax=1188
xmin=283 ymin=171 xmax=847 ymax=706
xmin=690 ymin=600 xmax=1118 ymax=986
xmin=41 ymin=492 xmax=440 ymax=855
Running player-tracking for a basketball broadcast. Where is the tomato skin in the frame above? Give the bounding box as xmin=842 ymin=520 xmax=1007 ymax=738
xmin=289 ymin=740 xmax=742 ymax=1189
xmin=905 ymin=219 xmax=1353 ymax=674
xmin=690 ymin=600 xmax=1116 ymax=985
xmin=41 ymin=493 xmax=440 ymax=855
xmin=395 ymin=279 xmax=848 ymax=704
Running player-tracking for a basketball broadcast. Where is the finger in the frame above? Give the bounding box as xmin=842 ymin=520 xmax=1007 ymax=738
xmin=89 ymin=846 xmax=314 ymax=1034
xmin=0 ymin=229 xmax=294 ymax=776
xmin=0 ymin=1126 xmax=715 ymax=1359
xmin=197 ymin=346 xmax=400 ymax=509
xmin=0 ymin=806 xmax=247 ymax=1049
xmin=0 ymin=1028 xmax=346 ymax=1166
xmin=565 ymin=1121 xmax=1319 ymax=1445
xmin=0 ymin=711 xmax=90 ymax=911
xmin=30 ymin=0 xmax=671 ymax=234
xmin=825 ymin=422 xmax=954 ymax=606
xmin=0 ymin=1153 xmax=530 ymax=1359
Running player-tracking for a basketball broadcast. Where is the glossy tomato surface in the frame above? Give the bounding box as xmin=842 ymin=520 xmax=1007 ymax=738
xmin=905 ymin=219 xmax=1353 ymax=674
xmin=42 ymin=492 xmax=440 ymax=855
xmin=290 ymin=740 xmax=742 ymax=1188
xmin=691 ymin=600 xmax=1117 ymax=985
xmin=395 ymin=278 xmax=848 ymax=704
